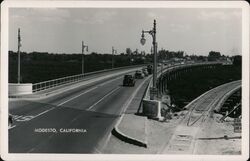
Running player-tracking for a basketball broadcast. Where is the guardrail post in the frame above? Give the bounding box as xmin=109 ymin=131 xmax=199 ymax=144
xmin=29 ymin=64 xmax=149 ymax=93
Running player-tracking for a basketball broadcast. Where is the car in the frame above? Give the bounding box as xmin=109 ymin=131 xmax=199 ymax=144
xmin=123 ymin=74 xmax=135 ymax=86
xmin=147 ymin=65 xmax=153 ymax=74
xmin=142 ymin=68 xmax=149 ymax=76
xmin=8 ymin=114 xmax=13 ymax=127
xmin=158 ymin=63 xmax=163 ymax=67
xmin=134 ymin=70 xmax=144 ymax=79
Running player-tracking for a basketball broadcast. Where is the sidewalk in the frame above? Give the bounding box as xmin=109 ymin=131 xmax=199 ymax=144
xmin=111 ymin=78 xmax=150 ymax=147
xmin=103 ymin=105 xmax=182 ymax=154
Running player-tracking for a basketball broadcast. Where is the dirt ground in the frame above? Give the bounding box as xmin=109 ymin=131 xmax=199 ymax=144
xmin=102 ymin=110 xmax=186 ymax=154
xmin=102 ymin=110 xmax=241 ymax=155
xmin=194 ymin=113 xmax=241 ymax=155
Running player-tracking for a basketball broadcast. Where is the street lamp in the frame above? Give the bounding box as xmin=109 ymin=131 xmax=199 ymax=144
xmin=17 ymin=28 xmax=21 ymax=84
xmin=82 ymin=41 xmax=88 ymax=75
xmin=140 ymin=19 xmax=157 ymax=99
xmin=140 ymin=32 xmax=146 ymax=45
xmin=112 ymin=46 xmax=117 ymax=69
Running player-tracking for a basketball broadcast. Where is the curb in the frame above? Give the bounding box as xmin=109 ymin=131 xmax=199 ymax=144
xmin=110 ymin=76 xmax=152 ymax=148
xmin=111 ymin=126 xmax=147 ymax=148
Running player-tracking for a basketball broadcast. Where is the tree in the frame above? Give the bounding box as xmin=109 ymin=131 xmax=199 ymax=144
xmin=126 ymin=48 xmax=132 ymax=55
xmin=208 ymin=51 xmax=221 ymax=61
xmin=232 ymin=55 xmax=242 ymax=66
xmin=176 ymin=51 xmax=184 ymax=58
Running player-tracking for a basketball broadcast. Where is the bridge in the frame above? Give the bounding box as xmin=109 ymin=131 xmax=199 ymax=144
xmin=8 ymin=61 xmax=241 ymax=154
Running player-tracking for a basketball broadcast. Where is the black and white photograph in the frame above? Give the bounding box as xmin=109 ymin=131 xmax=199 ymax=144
xmin=1 ymin=1 xmax=249 ymax=161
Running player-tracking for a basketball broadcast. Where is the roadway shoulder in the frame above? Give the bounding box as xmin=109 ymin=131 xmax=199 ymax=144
xmin=111 ymin=76 xmax=151 ymax=147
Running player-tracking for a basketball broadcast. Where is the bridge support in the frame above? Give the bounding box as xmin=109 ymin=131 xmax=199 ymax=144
xmin=9 ymin=83 xmax=33 ymax=95
xmin=142 ymin=99 xmax=163 ymax=120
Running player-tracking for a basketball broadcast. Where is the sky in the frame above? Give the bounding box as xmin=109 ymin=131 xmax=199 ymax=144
xmin=9 ymin=8 xmax=242 ymax=56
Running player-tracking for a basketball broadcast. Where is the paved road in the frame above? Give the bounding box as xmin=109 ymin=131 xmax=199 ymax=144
xmin=8 ymin=62 xmax=222 ymax=153
xmin=161 ymin=80 xmax=241 ymax=154
xmin=9 ymin=70 xmax=150 ymax=153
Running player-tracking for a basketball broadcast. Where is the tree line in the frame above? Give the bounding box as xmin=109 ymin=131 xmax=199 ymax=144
xmin=8 ymin=50 xmax=241 ymax=83
xmin=8 ymin=51 xmax=152 ymax=83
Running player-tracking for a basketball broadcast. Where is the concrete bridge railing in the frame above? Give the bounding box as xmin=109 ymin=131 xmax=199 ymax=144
xmin=9 ymin=64 xmax=149 ymax=95
xmin=142 ymin=61 xmax=223 ymax=120
xmin=214 ymin=84 xmax=241 ymax=113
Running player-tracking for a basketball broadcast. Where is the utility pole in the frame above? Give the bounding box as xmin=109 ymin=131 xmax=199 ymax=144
xmin=17 ymin=28 xmax=21 ymax=83
xmin=82 ymin=41 xmax=88 ymax=75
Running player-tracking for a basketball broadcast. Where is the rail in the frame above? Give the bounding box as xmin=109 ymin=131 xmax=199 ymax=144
xmin=220 ymin=102 xmax=241 ymax=121
xmin=32 ymin=64 xmax=148 ymax=93
xmin=142 ymin=61 xmax=222 ymax=100
xmin=214 ymin=85 xmax=241 ymax=113
xmin=156 ymin=61 xmax=222 ymax=97
xmin=139 ymin=61 xmax=223 ymax=119
xmin=185 ymin=81 xmax=241 ymax=126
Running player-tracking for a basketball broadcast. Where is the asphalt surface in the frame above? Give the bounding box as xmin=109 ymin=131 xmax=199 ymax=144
xmin=8 ymin=62 xmax=222 ymax=154
xmin=9 ymin=70 xmax=149 ymax=153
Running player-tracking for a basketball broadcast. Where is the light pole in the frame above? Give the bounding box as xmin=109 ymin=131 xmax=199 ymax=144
xmin=140 ymin=19 xmax=157 ymax=99
xmin=17 ymin=28 xmax=21 ymax=83
xmin=112 ymin=46 xmax=117 ymax=69
xmin=82 ymin=41 xmax=88 ymax=75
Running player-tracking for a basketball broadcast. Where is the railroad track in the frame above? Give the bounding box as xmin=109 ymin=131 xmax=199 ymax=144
xmin=161 ymin=80 xmax=241 ymax=154
xmin=185 ymin=81 xmax=241 ymax=127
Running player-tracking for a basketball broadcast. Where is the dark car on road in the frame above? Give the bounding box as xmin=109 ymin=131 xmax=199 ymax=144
xmin=9 ymin=114 xmax=13 ymax=127
xmin=134 ymin=70 xmax=144 ymax=79
xmin=123 ymin=74 xmax=135 ymax=86
xmin=142 ymin=68 xmax=149 ymax=76
xmin=147 ymin=65 xmax=153 ymax=74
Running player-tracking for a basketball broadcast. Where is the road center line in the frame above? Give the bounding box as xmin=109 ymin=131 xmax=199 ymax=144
xmin=98 ymin=76 xmax=123 ymax=87
xmin=9 ymin=75 xmax=129 ymax=130
xmin=57 ymin=76 xmax=125 ymax=106
xmin=34 ymin=109 xmax=51 ymax=117
xmin=87 ymin=86 xmax=121 ymax=111
xmin=57 ymin=86 xmax=98 ymax=106
xmin=8 ymin=125 xmax=16 ymax=130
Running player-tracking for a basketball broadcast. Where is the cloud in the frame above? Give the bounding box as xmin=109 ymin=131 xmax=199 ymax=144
xmin=73 ymin=18 xmax=84 ymax=24
xmin=10 ymin=14 xmax=26 ymax=21
xmin=91 ymin=11 xmax=116 ymax=24
xmin=33 ymin=8 xmax=70 ymax=17
xmin=146 ymin=11 xmax=166 ymax=20
xmin=72 ymin=10 xmax=116 ymax=25
xmin=198 ymin=10 xmax=241 ymax=21
xmin=10 ymin=8 xmax=71 ymax=24
xmin=170 ymin=23 xmax=190 ymax=32
xmin=147 ymin=12 xmax=157 ymax=19
xmin=9 ymin=8 xmax=241 ymax=55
